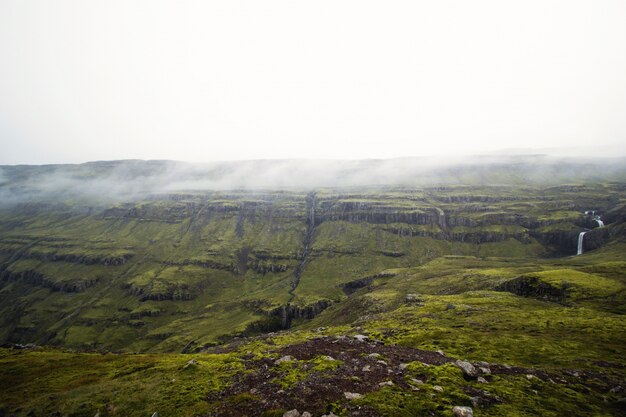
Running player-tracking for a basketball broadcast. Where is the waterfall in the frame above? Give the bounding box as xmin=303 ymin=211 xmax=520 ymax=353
xmin=595 ymin=219 xmax=604 ymax=228
xmin=577 ymin=231 xmax=586 ymax=256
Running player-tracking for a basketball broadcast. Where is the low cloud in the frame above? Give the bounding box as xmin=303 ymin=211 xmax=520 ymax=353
xmin=1 ymin=155 xmax=625 ymax=207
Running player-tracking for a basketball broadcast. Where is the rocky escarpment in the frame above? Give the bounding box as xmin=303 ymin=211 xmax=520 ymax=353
xmin=272 ymin=300 xmax=333 ymax=329
xmin=317 ymin=200 xmax=438 ymax=225
xmin=20 ymin=250 xmax=133 ymax=266
xmin=341 ymin=272 xmax=398 ymax=295
xmin=244 ymin=300 xmax=333 ymax=333
xmin=0 ymin=268 xmax=98 ymax=292
xmin=126 ymin=282 xmax=197 ymax=301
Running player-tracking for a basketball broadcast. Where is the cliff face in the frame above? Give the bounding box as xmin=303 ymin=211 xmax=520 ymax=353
xmin=0 ymin=184 xmax=623 ymax=351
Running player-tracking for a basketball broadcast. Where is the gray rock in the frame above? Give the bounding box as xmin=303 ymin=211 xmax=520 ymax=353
xmin=399 ymin=363 xmax=409 ymax=370
xmin=321 ymin=413 xmax=338 ymax=417
xmin=354 ymin=334 xmax=369 ymax=342
xmin=410 ymin=378 xmax=424 ymax=385
xmin=479 ymin=366 xmax=491 ymax=375
xmin=433 ymin=385 xmax=444 ymax=392
xmin=302 ymin=413 xmax=312 ymax=417
xmin=436 ymin=350 xmax=445 ymax=356
xmin=275 ymin=355 xmax=294 ymax=365
xmin=283 ymin=410 xmax=301 ymax=417
xmin=344 ymin=392 xmax=363 ymax=400
xmin=379 ymin=380 xmax=394 ymax=387
xmin=183 ymin=359 xmax=198 ymax=369
xmin=362 ymin=365 xmax=371 ymax=372
xmin=151 ymin=413 xmax=159 ymax=417
xmin=405 ymin=293 xmax=422 ymax=303
xmin=477 ymin=376 xmax=488 ymax=384
xmin=452 ymin=406 xmax=473 ymax=417
xmin=367 ymin=352 xmax=381 ymax=358
xmin=455 ymin=360 xmax=478 ymax=378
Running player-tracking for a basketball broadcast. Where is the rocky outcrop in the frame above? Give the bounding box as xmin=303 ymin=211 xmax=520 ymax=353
xmin=448 ymin=230 xmax=531 ymax=244
xmin=248 ymin=260 xmax=289 ymax=274
xmin=101 ymin=203 xmax=196 ymax=223
xmin=271 ymin=299 xmax=333 ymax=329
xmin=341 ymin=272 xmax=397 ymax=295
xmin=583 ymin=228 xmax=611 ymax=251
xmin=25 ymin=251 xmax=133 ymax=266
xmin=495 ymin=276 xmax=565 ymax=302
xmin=127 ymin=283 xmax=196 ymax=301
xmin=245 ymin=299 xmax=333 ymax=334
xmin=0 ymin=268 xmax=97 ymax=292
xmin=318 ymin=203 xmax=438 ymax=225
xmin=164 ymin=259 xmax=234 ymax=271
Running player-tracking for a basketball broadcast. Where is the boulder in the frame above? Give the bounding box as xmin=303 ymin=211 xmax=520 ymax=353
xmin=455 ymin=360 xmax=478 ymax=378
xmin=452 ymin=406 xmax=473 ymax=417
xmin=283 ymin=410 xmax=301 ymax=417
xmin=183 ymin=359 xmax=198 ymax=369
xmin=274 ymin=355 xmax=294 ymax=365
xmin=344 ymin=392 xmax=363 ymax=400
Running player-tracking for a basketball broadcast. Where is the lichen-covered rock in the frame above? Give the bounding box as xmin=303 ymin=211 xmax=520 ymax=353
xmin=455 ymin=359 xmax=478 ymax=378
xmin=274 ymin=355 xmax=294 ymax=365
xmin=452 ymin=406 xmax=473 ymax=417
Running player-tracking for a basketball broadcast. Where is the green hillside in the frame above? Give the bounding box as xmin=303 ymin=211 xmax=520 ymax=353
xmin=1 ymin=161 xmax=625 ymax=416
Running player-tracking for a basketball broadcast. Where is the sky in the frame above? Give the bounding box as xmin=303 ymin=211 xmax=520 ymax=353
xmin=0 ymin=0 xmax=625 ymax=165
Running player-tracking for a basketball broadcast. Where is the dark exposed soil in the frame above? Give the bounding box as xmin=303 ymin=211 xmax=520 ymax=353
xmin=205 ymin=335 xmax=604 ymax=417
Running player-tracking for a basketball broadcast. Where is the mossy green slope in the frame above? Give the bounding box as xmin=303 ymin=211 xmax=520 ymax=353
xmin=1 ymin=184 xmax=625 ymax=352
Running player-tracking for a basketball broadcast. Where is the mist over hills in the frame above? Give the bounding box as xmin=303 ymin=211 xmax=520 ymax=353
xmin=1 ymin=155 xmax=626 ymax=205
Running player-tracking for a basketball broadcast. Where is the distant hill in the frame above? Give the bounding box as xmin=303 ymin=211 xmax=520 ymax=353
xmin=1 ymin=156 xmax=626 ymax=205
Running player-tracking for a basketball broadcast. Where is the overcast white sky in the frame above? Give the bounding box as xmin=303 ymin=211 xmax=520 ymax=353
xmin=1 ymin=0 xmax=625 ymax=165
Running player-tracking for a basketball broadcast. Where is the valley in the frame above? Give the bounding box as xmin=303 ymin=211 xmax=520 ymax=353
xmin=0 ymin=161 xmax=625 ymax=416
